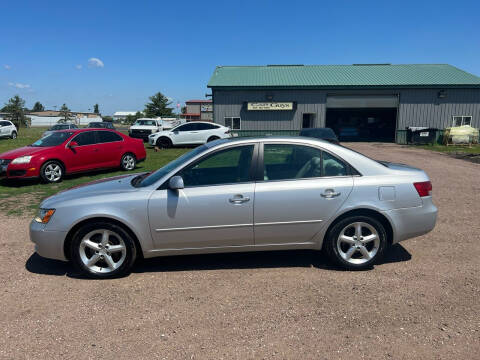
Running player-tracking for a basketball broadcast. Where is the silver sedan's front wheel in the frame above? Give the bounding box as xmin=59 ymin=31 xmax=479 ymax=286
xmin=79 ymin=229 xmax=127 ymax=274
xmin=71 ymin=222 xmax=137 ymax=279
xmin=325 ymin=216 xmax=387 ymax=270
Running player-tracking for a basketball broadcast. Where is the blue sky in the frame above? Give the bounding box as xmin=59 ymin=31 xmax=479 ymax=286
xmin=1 ymin=0 xmax=479 ymax=115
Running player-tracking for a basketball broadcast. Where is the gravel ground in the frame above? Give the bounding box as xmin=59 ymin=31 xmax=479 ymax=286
xmin=0 ymin=143 xmax=479 ymax=360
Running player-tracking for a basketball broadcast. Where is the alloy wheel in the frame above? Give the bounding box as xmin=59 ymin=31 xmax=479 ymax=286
xmin=122 ymin=155 xmax=135 ymax=170
xmin=336 ymin=222 xmax=380 ymax=265
xmin=44 ymin=163 xmax=62 ymax=182
xmin=79 ymin=229 xmax=127 ymax=274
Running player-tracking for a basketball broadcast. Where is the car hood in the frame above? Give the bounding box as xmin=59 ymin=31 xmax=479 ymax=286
xmin=0 ymin=146 xmax=54 ymax=159
xmin=41 ymin=173 xmax=147 ymax=208
xmin=130 ymin=126 xmax=159 ymax=130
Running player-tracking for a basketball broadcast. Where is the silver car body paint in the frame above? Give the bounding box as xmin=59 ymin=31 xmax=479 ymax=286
xmin=30 ymin=137 xmax=437 ymax=261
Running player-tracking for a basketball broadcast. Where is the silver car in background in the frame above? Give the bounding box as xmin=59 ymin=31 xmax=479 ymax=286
xmin=30 ymin=137 xmax=437 ymax=278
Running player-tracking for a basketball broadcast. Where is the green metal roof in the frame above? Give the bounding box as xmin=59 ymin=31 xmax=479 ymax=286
xmin=208 ymin=64 xmax=480 ymax=88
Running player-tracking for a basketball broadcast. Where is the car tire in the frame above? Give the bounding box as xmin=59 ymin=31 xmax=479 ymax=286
xmin=324 ymin=215 xmax=387 ymax=270
xmin=10 ymin=131 xmax=17 ymax=139
xmin=156 ymin=137 xmax=172 ymax=149
xmin=120 ymin=153 xmax=136 ymax=171
xmin=207 ymin=136 xmax=220 ymax=142
xmin=70 ymin=221 xmax=137 ymax=279
xmin=40 ymin=160 xmax=64 ymax=183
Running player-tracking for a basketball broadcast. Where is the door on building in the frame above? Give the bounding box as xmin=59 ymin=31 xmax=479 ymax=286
xmin=302 ymin=113 xmax=315 ymax=128
xmin=325 ymin=96 xmax=398 ymax=142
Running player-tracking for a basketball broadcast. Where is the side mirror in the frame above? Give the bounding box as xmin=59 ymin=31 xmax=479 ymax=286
xmin=168 ymin=175 xmax=184 ymax=190
xmin=69 ymin=141 xmax=79 ymax=148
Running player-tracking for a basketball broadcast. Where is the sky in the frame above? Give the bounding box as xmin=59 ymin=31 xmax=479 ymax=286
xmin=1 ymin=0 xmax=479 ymax=115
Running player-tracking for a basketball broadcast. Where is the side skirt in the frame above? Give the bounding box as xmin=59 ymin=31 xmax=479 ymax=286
xmin=143 ymin=242 xmax=320 ymax=258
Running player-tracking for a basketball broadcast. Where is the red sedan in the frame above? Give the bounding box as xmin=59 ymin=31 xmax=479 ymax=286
xmin=0 ymin=129 xmax=146 ymax=183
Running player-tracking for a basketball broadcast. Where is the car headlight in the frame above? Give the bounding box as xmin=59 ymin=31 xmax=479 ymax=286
xmin=11 ymin=155 xmax=32 ymax=164
xmin=34 ymin=208 xmax=55 ymax=223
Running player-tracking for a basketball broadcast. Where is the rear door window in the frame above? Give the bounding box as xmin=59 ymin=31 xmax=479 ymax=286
xmin=97 ymin=131 xmax=123 ymax=143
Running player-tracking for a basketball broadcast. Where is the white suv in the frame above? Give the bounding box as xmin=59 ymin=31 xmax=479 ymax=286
xmin=0 ymin=120 xmax=18 ymax=139
xmin=148 ymin=121 xmax=231 ymax=148
xmin=129 ymin=118 xmax=162 ymax=141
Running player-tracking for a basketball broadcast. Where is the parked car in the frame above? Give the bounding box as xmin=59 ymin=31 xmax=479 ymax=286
xmin=29 ymin=136 xmax=437 ymax=278
xmin=148 ymin=121 xmax=231 ymax=148
xmin=87 ymin=122 xmax=115 ymax=130
xmin=128 ymin=118 xmax=162 ymax=141
xmin=299 ymin=127 xmax=339 ymax=144
xmin=42 ymin=123 xmax=78 ymax=138
xmin=0 ymin=129 xmax=146 ymax=183
xmin=0 ymin=120 xmax=18 ymax=139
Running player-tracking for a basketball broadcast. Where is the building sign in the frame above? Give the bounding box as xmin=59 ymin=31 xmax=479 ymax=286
xmin=247 ymin=102 xmax=293 ymax=111
xmin=201 ymin=104 xmax=213 ymax=112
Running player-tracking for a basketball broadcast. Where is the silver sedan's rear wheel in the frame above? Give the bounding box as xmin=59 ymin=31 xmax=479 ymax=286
xmin=337 ymin=222 xmax=380 ymax=265
xmin=71 ymin=221 xmax=137 ymax=279
xmin=325 ymin=215 xmax=387 ymax=270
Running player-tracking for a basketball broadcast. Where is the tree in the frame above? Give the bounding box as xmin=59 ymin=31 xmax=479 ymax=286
xmin=93 ymin=103 xmax=99 ymax=114
xmin=144 ymin=92 xmax=174 ymax=118
xmin=59 ymin=103 xmax=72 ymax=123
xmin=124 ymin=111 xmax=144 ymax=125
xmin=31 ymin=101 xmax=45 ymax=112
xmin=4 ymin=95 xmax=28 ymax=129
xmin=181 ymin=106 xmax=187 ymax=114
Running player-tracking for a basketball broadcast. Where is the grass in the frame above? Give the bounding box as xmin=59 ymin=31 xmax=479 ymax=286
xmin=0 ymin=127 xmax=190 ymax=216
xmin=415 ymin=144 xmax=480 ymax=154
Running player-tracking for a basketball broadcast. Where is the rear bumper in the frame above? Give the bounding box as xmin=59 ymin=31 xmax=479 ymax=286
xmin=29 ymin=220 xmax=68 ymax=261
xmin=383 ymin=197 xmax=438 ymax=244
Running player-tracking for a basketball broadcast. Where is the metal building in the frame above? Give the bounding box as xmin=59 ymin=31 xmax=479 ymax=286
xmin=207 ymin=64 xmax=480 ymax=143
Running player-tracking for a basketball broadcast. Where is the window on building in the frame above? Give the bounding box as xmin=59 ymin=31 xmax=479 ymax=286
xmin=453 ymin=116 xmax=472 ymax=126
xmin=225 ymin=117 xmax=241 ymax=130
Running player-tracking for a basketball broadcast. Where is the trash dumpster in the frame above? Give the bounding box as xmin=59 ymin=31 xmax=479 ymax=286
xmin=406 ymin=127 xmax=437 ymax=144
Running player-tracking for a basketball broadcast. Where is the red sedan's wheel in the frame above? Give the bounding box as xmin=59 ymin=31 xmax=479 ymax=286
xmin=121 ymin=153 xmax=136 ymax=171
xmin=40 ymin=160 xmax=64 ymax=183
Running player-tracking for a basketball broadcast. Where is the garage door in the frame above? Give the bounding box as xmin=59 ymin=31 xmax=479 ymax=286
xmin=326 ymin=96 xmax=398 ymax=142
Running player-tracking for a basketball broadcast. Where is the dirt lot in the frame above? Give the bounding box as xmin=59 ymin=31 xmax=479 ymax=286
xmin=0 ymin=143 xmax=479 ymax=360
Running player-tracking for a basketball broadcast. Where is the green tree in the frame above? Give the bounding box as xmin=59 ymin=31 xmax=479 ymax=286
xmin=144 ymin=92 xmax=174 ymax=118
xmin=59 ymin=103 xmax=72 ymax=123
xmin=4 ymin=95 xmax=28 ymax=129
xmin=181 ymin=106 xmax=186 ymax=114
xmin=93 ymin=103 xmax=100 ymax=114
xmin=31 ymin=101 xmax=45 ymax=112
xmin=124 ymin=111 xmax=144 ymax=125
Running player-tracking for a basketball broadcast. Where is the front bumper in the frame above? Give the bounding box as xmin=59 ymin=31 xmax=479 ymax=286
xmin=129 ymin=131 xmax=152 ymax=141
xmin=383 ymin=197 xmax=438 ymax=244
xmin=29 ymin=220 xmax=68 ymax=261
xmin=3 ymin=163 xmax=39 ymax=179
xmin=148 ymin=137 xmax=156 ymax=146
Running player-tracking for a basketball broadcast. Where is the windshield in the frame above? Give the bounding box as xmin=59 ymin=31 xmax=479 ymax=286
xmin=137 ymin=145 xmax=208 ymax=187
xmin=134 ymin=120 xmax=156 ymax=126
xmin=50 ymin=124 xmax=70 ymax=130
xmin=31 ymin=131 xmax=74 ymax=147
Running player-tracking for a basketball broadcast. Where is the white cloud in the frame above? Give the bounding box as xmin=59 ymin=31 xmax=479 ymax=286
xmin=75 ymin=64 xmax=83 ymax=70
xmin=4 ymin=64 xmax=11 ymax=70
xmin=8 ymin=82 xmax=31 ymax=89
xmin=88 ymin=57 xmax=104 ymax=68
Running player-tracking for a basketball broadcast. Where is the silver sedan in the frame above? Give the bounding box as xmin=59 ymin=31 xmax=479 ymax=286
xmin=30 ymin=137 xmax=437 ymax=278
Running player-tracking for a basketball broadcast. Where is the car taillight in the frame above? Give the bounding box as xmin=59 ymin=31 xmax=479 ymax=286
xmin=413 ymin=181 xmax=432 ymax=197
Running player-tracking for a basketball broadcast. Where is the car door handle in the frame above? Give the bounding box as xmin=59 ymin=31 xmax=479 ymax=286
xmin=321 ymin=189 xmax=341 ymax=198
xmin=229 ymin=194 xmax=250 ymax=204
